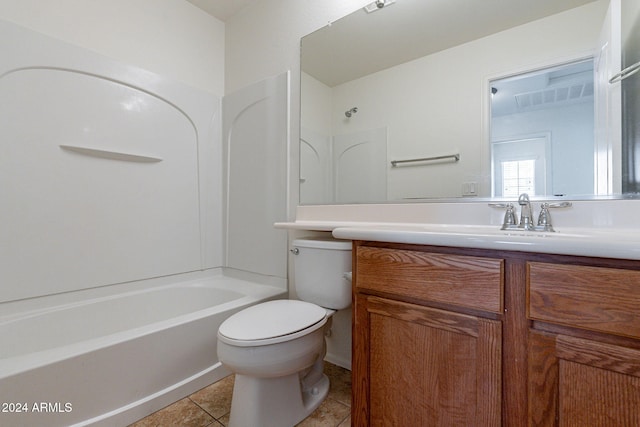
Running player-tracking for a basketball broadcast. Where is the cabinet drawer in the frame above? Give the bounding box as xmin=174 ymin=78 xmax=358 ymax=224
xmin=355 ymin=246 xmax=504 ymax=313
xmin=528 ymin=262 xmax=640 ymax=339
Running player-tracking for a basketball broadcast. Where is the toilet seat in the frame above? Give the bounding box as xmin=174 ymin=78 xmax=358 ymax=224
xmin=218 ymin=300 xmax=328 ymax=347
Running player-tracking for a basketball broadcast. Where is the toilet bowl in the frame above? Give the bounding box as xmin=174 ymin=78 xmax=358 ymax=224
xmin=217 ymin=237 xmax=352 ymax=427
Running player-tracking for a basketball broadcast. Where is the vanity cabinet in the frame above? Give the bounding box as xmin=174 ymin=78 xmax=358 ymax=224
xmin=352 ymin=241 xmax=640 ymax=426
xmin=527 ymin=262 xmax=640 ymax=426
xmin=352 ymin=243 xmax=504 ymax=426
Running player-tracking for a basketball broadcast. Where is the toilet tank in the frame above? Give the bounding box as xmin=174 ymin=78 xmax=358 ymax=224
xmin=292 ymin=237 xmax=352 ymax=310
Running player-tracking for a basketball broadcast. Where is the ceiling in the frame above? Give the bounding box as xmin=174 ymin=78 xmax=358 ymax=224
xmin=184 ymin=0 xmax=258 ymax=21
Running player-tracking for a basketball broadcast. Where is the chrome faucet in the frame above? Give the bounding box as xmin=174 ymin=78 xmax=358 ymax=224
xmin=517 ymin=193 xmax=535 ymax=231
xmin=489 ymin=193 xmax=572 ymax=232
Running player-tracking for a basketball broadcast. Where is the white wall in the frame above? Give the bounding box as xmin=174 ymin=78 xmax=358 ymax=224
xmin=0 ymin=0 xmax=224 ymax=95
xmin=301 ymin=72 xmax=333 ymax=135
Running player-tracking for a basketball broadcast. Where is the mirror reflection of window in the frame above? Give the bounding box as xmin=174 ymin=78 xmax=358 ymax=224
xmin=502 ymin=159 xmax=536 ymax=197
xmin=490 ymin=59 xmax=595 ymax=198
xmin=492 ymin=135 xmax=549 ymax=197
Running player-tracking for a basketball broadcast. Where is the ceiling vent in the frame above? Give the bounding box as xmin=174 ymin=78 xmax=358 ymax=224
xmin=515 ymin=82 xmax=594 ymax=109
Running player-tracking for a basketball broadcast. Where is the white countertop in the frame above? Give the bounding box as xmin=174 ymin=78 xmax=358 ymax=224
xmin=278 ymin=200 xmax=640 ymax=260
xmin=331 ymin=224 xmax=640 ymax=260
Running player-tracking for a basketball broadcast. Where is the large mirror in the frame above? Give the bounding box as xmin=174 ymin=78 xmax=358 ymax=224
xmin=300 ymin=0 xmax=640 ymax=204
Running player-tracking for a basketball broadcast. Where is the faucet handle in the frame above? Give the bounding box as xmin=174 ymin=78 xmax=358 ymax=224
xmin=537 ymin=202 xmax=572 ymax=232
xmin=537 ymin=203 xmax=554 ymax=232
xmin=488 ymin=202 xmax=518 ymax=229
xmin=502 ymin=203 xmax=517 ymax=229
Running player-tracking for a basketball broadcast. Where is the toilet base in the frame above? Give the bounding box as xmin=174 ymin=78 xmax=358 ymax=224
xmin=228 ymin=368 xmax=329 ymax=427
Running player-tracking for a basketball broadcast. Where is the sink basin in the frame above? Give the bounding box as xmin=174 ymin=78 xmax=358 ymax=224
xmin=332 ymin=223 xmax=640 ymax=260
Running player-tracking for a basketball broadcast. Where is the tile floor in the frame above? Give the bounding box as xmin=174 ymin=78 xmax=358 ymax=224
xmin=129 ymin=362 xmax=351 ymax=427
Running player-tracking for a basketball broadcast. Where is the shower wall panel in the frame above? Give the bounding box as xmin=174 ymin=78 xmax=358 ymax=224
xmin=0 ymin=20 xmax=221 ymax=303
xmin=223 ymin=72 xmax=289 ymax=280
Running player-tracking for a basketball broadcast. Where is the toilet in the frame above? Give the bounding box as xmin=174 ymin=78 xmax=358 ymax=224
xmin=217 ymin=236 xmax=352 ymax=427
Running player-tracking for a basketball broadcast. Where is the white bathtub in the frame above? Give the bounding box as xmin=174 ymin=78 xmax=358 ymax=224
xmin=0 ymin=270 xmax=286 ymax=427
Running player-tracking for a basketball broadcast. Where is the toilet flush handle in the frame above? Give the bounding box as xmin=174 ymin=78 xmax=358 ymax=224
xmin=290 ymin=248 xmax=299 ymax=255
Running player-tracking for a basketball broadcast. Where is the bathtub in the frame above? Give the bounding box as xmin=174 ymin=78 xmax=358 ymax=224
xmin=0 ymin=270 xmax=286 ymax=427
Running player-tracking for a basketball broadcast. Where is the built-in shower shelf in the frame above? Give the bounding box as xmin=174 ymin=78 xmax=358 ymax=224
xmin=59 ymin=145 xmax=162 ymax=163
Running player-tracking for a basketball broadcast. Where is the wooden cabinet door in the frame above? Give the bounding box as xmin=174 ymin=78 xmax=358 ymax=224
xmin=353 ymin=294 xmax=502 ymax=426
xmin=529 ymin=331 xmax=640 ymax=426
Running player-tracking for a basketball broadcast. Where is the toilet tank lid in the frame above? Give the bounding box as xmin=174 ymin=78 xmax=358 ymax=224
xmin=292 ymin=236 xmax=351 ymax=250
xmin=218 ymin=299 xmax=327 ymax=342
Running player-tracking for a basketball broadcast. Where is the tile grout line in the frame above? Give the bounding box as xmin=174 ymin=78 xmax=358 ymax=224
xmin=188 ymin=397 xmax=229 ymax=425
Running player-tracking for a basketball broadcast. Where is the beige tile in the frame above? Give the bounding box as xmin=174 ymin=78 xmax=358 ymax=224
xmin=337 ymin=414 xmax=351 ymax=427
xmin=296 ymin=398 xmax=351 ymax=427
xmin=190 ymin=374 xmax=235 ymax=419
xmin=217 ymin=412 xmax=230 ymax=426
xmin=324 ymin=362 xmax=352 ymax=406
xmin=129 ymin=398 xmax=214 ymax=427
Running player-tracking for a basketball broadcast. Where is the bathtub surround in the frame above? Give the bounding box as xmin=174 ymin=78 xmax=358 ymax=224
xmin=223 ymin=72 xmax=289 ymax=279
xmin=0 ymin=9 xmax=289 ymax=427
xmin=0 ymin=19 xmax=221 ymax=303
xmin=0 ymin=272 xmax=284 ymax=427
